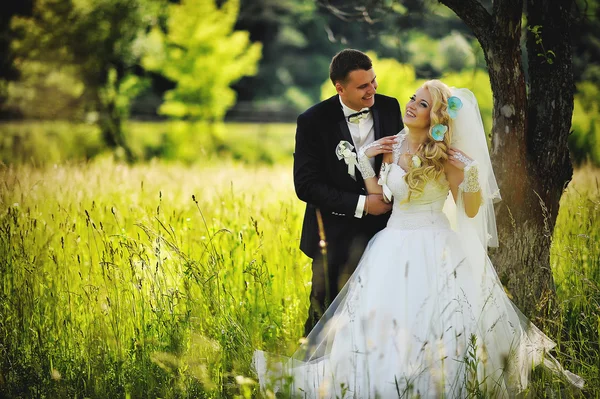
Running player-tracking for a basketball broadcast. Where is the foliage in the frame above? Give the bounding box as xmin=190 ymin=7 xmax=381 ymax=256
xmin=403 ymin=31 xmax=482 ymax=76
xmin=3 ymin=61 xmax=86 ymax=120
xmin=570 ymin=82 xmax=600 ymax=166
xmin=142 ymin=0 xmax=262 ymax=121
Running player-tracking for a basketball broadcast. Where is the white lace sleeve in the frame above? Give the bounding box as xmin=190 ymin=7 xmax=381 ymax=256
xmin=392 ymin=129 xmax=407 ymax=165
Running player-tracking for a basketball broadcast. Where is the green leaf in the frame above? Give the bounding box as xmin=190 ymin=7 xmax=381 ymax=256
xmin=142 ymin=0 xmax=262 ymax=122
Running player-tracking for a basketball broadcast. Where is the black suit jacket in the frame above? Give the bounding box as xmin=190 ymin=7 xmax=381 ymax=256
xmin=293 ymin=94 xmax=403 ymax=265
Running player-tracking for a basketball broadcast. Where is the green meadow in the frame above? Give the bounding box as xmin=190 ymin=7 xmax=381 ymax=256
xmin=0 ymin=122 xmax=599 ymax=397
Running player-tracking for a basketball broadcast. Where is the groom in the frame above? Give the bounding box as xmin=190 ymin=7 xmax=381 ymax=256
xmin=294 ymin=49 xmax=403 ymax=336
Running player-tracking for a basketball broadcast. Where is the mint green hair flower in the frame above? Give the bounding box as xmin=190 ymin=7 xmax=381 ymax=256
xmin=447 ymin=96 xmax=463 ymax=119
xmin=431 ymin=124 xmax=448 ymax=141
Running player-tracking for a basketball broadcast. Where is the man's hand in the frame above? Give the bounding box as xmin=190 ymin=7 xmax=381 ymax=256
xmin=365 ymin=194 xmax=392 ymax=215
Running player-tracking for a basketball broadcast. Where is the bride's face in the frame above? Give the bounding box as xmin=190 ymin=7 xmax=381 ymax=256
xmin=403 ymin=87 xmax=432 ymax=130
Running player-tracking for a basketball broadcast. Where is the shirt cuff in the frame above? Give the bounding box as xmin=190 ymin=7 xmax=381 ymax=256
xmin=355 ymin=195 xmax=366 ymax=218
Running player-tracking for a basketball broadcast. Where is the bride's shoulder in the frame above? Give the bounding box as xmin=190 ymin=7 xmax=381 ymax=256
xmin=393 ymin=129 xmax=407 ymax=145
xmin=389 ymin=130 xmax=406 ymax=164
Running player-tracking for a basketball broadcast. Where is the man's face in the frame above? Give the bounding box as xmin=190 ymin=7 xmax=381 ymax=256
xmin=336 ymin=68 xmax=377 ymax=110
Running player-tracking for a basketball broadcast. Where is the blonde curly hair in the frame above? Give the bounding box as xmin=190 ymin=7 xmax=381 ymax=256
xmin=404 ymin=80 xmax=453 ymax=202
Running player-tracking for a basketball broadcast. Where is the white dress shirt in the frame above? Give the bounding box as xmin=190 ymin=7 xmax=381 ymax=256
xmin=339 ymin=96 xmax=375 ymax=218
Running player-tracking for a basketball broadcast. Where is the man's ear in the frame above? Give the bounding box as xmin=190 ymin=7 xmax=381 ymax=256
xmin=335 ymin=82 xmax=344 ymax=95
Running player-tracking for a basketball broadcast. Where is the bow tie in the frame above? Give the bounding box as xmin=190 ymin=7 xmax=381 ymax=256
xmin=347 ymin=109 xmax=370 ymax=124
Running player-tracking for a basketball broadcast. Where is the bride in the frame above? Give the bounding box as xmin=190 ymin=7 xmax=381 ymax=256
xmin=254 ymin=80 xmax=583 ymax=398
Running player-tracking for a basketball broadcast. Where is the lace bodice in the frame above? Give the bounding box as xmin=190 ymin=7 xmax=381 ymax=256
xmin=380 ymin=132 xmax=451 ymax=229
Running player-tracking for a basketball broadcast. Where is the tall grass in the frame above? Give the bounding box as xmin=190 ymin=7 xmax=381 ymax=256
xmin=550 ymin=165 xmax=600 ymax=393
xmin=0 ymin=156 xmax=599 ymax=397
xmin=0 ymin=157 xmax=308 ymax=397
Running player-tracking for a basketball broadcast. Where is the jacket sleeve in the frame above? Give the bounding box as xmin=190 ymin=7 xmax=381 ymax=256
xmin=394 ymin=97 xmax=403 ymax=133
xmin=293 ymin=112 xmax=360 ymax=215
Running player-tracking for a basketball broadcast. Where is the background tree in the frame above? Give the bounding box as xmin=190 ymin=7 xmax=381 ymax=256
xmin=440 ymin=0 xmax=576 ymax=321
xmin=142 ymin=0 xmax=262 ymax=122
xmin=8 ymin=0 xmax=164 ymax=161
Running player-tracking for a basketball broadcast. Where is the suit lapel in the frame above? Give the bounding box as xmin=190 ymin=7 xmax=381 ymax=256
xmin=326 ymin=96 xmax=362 ymax=185
xmin=372 ymin=105 xmax=382 ymax=141
xmin=337 ymin=119 xmax=354 ymax=147
xmin=326 ymin=96 xmax=353 ymax=146
xmin=372 ymin=99 xmax=383 ymax=173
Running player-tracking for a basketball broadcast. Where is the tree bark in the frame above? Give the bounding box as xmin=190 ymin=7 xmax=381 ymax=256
xmin=510 ymin=0 xmax=574 ymax=320
xmin=440 ymin=0 xmax=574 ymax=322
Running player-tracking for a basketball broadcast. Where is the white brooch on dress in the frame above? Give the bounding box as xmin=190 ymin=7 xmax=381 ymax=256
xmin=411 ymin=155 xmax=422 ymax=168
xmin=335 ymin=140 xmax=358 ymax=180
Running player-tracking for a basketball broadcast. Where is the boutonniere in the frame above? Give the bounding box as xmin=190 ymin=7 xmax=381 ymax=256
xmin=335 ymin=140 xmax=358 ymax=180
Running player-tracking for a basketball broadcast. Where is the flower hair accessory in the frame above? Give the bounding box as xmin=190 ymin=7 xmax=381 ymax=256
xmin=431 ymin=124 xmax=448 ymax=141
xmin=335 ymin=140 xmax=358 ymax=180
xmin=447 ymin=96 xmax=463 ymax=119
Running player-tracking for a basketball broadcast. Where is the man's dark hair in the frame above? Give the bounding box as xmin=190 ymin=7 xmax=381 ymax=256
xmin=329 ymin=49 xmax=372 ymax=85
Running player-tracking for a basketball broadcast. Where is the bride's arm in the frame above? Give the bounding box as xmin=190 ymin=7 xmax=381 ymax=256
xmin=363 ymin=177 xmax=383 ymax=194
xmin=445 ymin=148 xmax=482 ymax=218
xmin=357 ymin=137 xmax=397 ymax=194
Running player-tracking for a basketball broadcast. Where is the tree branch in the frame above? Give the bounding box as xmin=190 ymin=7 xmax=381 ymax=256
xmin=318 ymin=0 xmax=394 ymax=24
xmin=438 ymin=0 xmax=493 ymax=44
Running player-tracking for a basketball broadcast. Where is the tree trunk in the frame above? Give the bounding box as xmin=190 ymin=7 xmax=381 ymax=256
xmin=440 ymin=0 xmax=574 ymax=323
xmin=97 ymin=79 xmax=135 ymax=163
xmin=513 ymin=0 xmax=574 ymax=320
xmin=98 ymin=99 xmax=135 ymax=163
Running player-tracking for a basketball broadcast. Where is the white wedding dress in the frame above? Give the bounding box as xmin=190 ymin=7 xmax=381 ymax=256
xmin=254 ymin=98 xmax=583 ymax=398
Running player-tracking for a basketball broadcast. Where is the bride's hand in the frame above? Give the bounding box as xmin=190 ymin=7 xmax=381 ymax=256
xmin=448 ymin=148 xmax=473 ymax=170
xmin=363 ymin=136 xmax=397 ymax=158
